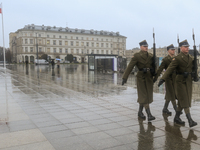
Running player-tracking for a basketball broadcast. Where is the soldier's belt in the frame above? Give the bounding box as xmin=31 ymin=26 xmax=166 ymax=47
xmin=139 ymin=68 xmax=152 ymax=73
xmin=177 ymin=72 xmax=193 ymax=78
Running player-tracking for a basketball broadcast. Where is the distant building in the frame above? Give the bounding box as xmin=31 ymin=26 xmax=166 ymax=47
xmin=9 ymin=24 xmax=127 ymax=63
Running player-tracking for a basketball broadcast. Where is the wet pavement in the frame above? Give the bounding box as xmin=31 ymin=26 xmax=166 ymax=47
xmin=1 ymin=64 xmax=200 ymax=150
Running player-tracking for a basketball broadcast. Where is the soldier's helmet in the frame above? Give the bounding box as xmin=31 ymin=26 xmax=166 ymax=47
xmin=167 ymin=44 xmax=175 ymax=51
xmin=139 ymin=40 xmax=148 ymax=47
xmin=179 ymin=40 xmax=190 ymax=47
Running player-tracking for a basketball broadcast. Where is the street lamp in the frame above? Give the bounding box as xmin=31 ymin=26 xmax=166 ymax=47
xmin=36 ymin=33 xmax=38 ymax=65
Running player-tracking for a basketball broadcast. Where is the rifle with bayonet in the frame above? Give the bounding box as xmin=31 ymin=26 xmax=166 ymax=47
xmin=192 ymin=29 xmax=198 ymax=82
xmin=177 ymin=34 xmax=180 ymax=53
xmin=152 ymin=28 xmax=156 ymax=76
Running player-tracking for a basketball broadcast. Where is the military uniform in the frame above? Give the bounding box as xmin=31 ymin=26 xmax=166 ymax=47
xmin=159 ymin=40 xmax=198 ymax=127
xmin=122 ymin=40 xmax=155 ymax=121
xmin=123 ymin=50 xmax=154 ymax=104
xmin=154 ymin=44 xmax=177 ymax=115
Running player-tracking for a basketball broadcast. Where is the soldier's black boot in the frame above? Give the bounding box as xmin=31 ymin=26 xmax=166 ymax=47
xmin=138 ymin=105 xmax=146 ymax=120
xmin=186 ymin=113 xmax=197 ymax=127
xmin=163 ymin=101 xmax=172 ymax=115
xmin=173 ymin=105 xmax=183 ymax=115
xmin=174 ymin=111 xmax=185 ymax=125
xmin=145 ymin=108 xmax=156 ymax=121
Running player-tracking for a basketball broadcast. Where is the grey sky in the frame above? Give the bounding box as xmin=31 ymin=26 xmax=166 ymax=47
xmin=0 ymin=0 xmax=200 ymax=49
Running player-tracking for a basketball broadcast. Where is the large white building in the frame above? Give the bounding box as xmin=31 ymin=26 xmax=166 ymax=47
xmin=9 ymin=24 xmax=127 ymax=63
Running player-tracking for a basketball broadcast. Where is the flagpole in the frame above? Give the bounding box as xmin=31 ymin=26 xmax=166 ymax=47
xmin=1 ymin=3 xmax=6 ymax=68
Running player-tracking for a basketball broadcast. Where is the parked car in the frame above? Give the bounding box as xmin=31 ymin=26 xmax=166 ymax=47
xmin=34 ymin=59 xmax=49 ymax=65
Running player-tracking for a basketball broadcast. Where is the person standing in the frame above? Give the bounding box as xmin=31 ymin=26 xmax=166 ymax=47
xmin=51 ymin=60 xmax=55 ymax=69
xmin=57 ymin=60 xmax=60 ymax=69
xmin=158 ymin=40 xmax=198 ymax=127
xmin=122 ymin=40 xmax=156 ymax=121
xmin=153 ymin=44 xmax=177 ymax=115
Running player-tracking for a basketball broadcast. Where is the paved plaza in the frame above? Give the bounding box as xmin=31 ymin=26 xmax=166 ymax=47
xmin=1 ymin=64 xmax=200 ymax=150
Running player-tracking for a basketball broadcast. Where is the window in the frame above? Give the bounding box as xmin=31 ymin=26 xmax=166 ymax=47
xmin=76 ymin=49 xmax=79 ymax=54
xmin=25 ymin=39 xmax=28 ymax=44
xmin=71 ymin=41 xmax=73 ymax=46
xmin=30 ymin=33 xmax=32 ymax=36
xmin=86 ymin=37 xmax=88 ymax=40
xmin=53 ymin=40 xmax=56 ymax=45
xmin=59 ymin=48 xmax=62 ymax=53
xmin=96 ymin=43 xmax=99 ymax=47
xmin=76 ymin=37 xmax=78 ymax=40
xmin=71 ymin=49 xmax=74 ymax=53
xmin=39 ymin=39 xmax=42 ymax=44
xmin=53 ymin=35 xmax=56 ymax=38
xmin=25 ymin=47 xmax=28 ymax=52
xmin=81 ymin=42 xmax=84 ymax=46
xmin=71 ymin=36 xmax=73 ymax=39
xmin=87 ymin=49 xmax=89 ymax=54
xmin=92 ymin=50 xmax=94 ymax=54
xmin=47 ymin=40 xmax=50 ymax=45
xmin=101 ymin=50 xmax=104 ymax=54
xmin=106 ymin=43 xmax=108 ymax=48
xmin=111 ymin=44 xmax=113 ymax=48
xmin=96 ymin=38 xmax=98 ymax=41
xmin=65 ymin=49 xmax=68 ymax=53
xmin=101 ymin=43 xmax=104 ymax=47
xmin=30 ymin=39 xmax=33 ymax=44
xmin=76 ymin=42 xmax=79 ymax=46
xmin=111 ymin=39 xmax=112 ymax=42
xmin=59 ymin=40 xmax=62 ymax=45
xmin=82 ymin=37 xmax=84 ymax=40
xmin=106 ymin=50 xmax=108 ymax=54
xmin=106 ymin=39 xmax=108 ymax=41
xmin=59 ymin=35 xmax=62 ymax=38
xmin=39 ymin=34 xmax=41 ymax=37
xmin=101 ymin=39 xmax=103 ymax=41
xmin=39 ymin=48 xmax=42 ymax=52
xmin=65 ymin=41 xmax=68 ymax=46
xmin=92 ymin=38 xmax=94 ymax=40
xmin=54 ymin=48 xmax=56 ymax=53
xmin=65 ymin=36 xmax=67 ymax=39
xmin=86 ymin=42 xmax=89 ymax=46
xmin=92 ymin=43 xmax=94 ymax=47
xmin=111 ymin=50 xmax=113 ymax=54
xmin=97 ymin=50 xmax=99 ymax=54
xmin=81 ymin=49 xmax=84 ymax=54
xmin=30 ymin=47 xmax=33 ymax=52
xmin=47 ymin=48 xmax=50 ymax=53
xmin=47 ymin=35 xmax=49 ymax=38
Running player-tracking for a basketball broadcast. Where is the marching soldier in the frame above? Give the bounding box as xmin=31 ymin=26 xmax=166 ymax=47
xmin=122 ymin=40 xmax=156 ymax=121
xmin=153 ymin=44 xmax=178 ymax=115
xmin=158 ymin=40 xmax=198 ymax=127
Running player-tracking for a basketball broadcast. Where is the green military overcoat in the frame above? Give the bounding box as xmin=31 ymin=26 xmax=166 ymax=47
xmin=155 ymin=55 xmax=176 ymax=102
xmin=122 ymin=50 xmax=154 ymax=104
xmin=161 ymin=52 xmax=195 ymax=107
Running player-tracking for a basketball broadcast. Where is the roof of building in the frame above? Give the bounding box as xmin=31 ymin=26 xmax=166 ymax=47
xmin=18 ymin=24 xmax=126 ymax=38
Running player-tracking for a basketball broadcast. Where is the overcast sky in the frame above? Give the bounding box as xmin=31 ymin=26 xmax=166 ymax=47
xmin=0 ymin=0 xmax=200 ymax=49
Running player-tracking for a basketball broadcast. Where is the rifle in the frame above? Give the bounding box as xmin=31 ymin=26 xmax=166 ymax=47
xmin=152 ymin=28 xmax=156 ymax=76
xmin=177 ymin=34 xmax=180 ymax=53
xmin=192 ymin=29 xmax=198 ymax=81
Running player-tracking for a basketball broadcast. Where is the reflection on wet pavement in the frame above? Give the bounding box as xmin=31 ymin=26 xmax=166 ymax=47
xmin=0 ymin=64 xmax=200 ymax=150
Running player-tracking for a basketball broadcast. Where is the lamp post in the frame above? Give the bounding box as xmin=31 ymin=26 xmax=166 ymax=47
xmin=36 ymin=33 xmax=38 ymax=65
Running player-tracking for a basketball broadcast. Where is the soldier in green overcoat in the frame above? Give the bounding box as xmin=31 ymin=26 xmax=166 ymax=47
xmin=153 ymin=44 xmax=178 ymax=115
xmin=122 ymin=40 xmax=156 ymax=121
xmin=158 ymin=40 xmax=198 ymax=127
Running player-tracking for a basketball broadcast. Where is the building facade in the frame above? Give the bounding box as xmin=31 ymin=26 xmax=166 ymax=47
xmin=9 ymin=24 xmax=127 ymax=63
